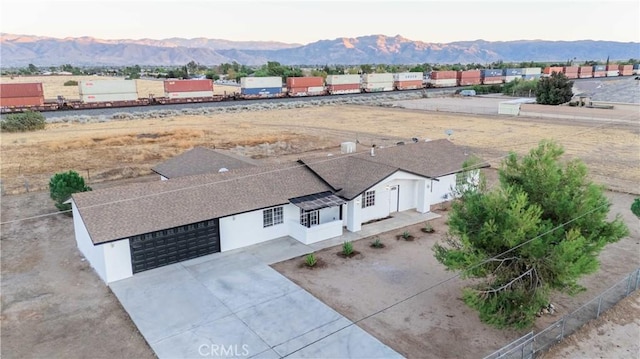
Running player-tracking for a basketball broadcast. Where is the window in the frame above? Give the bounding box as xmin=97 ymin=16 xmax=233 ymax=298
xmin=263 ymin=207 xmax=284 ymax=228
xmin=362 ymin=190 xmax=375 ymax=208
xmin=300 ymin=209 xmax=319 ymax=228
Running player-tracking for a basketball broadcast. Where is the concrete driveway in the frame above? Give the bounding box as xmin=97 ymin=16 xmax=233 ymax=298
xmin=110 ymin=237 xmax=403 ymax=358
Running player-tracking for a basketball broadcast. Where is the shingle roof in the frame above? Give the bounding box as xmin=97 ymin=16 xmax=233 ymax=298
xmin=151 ymin=147 xmax=259 ymax=179
xmin=73 ymin=162 xmax=332 ymax=244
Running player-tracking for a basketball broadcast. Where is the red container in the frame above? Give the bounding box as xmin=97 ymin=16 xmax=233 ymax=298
xmin=0 ymin=83 xmax=44 ymax=99
xmin=457 ymin=70 xmax=481 ymax=79
xmin=394 ymin=80 xmax=423 ymax=90
xmin=543 ymin=67 xmax=564 ymax=74
xmin=563 ymin=66 xmax=579 ymax=73
xmin=564 ymin=73 xmax=578 ymax=79
xmin=606 ymin=65 xmax=619 ymax=71
xmin=482 ymin=76 xmax=503 ymax=84
xmin=0 ymin=96 xmax=45 ymax=107
xmin=578 ymin=67 xmax=593 ymax=78
xmin=431 ymin=71 xmax=457 ymax=80
xmin=286 ymin=77 xmax=324 ymax=88
xmin=163 ymin=79 xmax=213 ymax=93
xmin=458 ymin=77 xmax=482 ymax=86
xmin=593 ymin=71 xmax=606 ymax=78
xmin=618 ymin=65 xmax=633 ymax=76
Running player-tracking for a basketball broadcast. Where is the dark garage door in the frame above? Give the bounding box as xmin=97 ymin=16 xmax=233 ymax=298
xmin=130 ymin=218 xmax=220 ymax=273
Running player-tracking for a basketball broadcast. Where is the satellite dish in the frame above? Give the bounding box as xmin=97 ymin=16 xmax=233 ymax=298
xmin=412 ymin=137 xmax=419 ymax=143
xmin=445 ymin=129 xmax=454 ymax=136
xmin=218 ymin=168 xmax=229 ymax=173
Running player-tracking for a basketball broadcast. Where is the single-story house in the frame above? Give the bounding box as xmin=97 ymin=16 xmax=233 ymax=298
xmin=72 ymin=139 xmax=486 ymax=284
xmin=151 ymin=146 xmax=259 ymax=180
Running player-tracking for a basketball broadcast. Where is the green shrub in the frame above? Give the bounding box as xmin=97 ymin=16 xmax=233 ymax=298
xmin=304 ymin=253 xmax=317 ymax=267
xmin=49 ymin=170 xmax=92 ymax=211
xmin=423 ymin=223 xmax=434 ymax=233
xmin=1 ymin=111 xmax=46 ymax=132
xmin=631 ymin=198 xmax=640 ymax=218
xmin=402 ymin=230 xmax=411 ymax=240
xmin=342 ymin=241 xmax=354 ymax=256
xmin=371 ymin=237 xmax=384 ymax=248
xmin=63 ymin=80 xmax=78 ymax=86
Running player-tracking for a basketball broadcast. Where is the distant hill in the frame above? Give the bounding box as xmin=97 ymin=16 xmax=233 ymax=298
xmin=1 ymin=33 xmax=638 ymax=66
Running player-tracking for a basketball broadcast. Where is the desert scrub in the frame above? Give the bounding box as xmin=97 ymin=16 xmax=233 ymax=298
xmin=1 ymin=110 xmax=46 ymax=132
xmin=342 ymin=241 xmax=354 ymax=256
xmin=371 ymin=237 xmax=385 ymax=248
xmin=304 ymin=253 xmax=317 ymax=267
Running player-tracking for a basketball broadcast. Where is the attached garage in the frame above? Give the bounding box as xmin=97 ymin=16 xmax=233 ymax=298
xmin=129 ymin=219 xmax=220 ymax=273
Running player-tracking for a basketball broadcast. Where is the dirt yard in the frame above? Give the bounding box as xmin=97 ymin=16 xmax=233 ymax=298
xmin=272 ymin=187 xmax=640 ymax=358
xmin=1 ymin=103 xmax=638 ymax=358
xmin=0 ymin=75 xmax=238 ymax=100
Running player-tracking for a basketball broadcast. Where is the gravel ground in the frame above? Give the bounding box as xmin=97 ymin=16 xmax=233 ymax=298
xmin=573 ymin=77 xmax=640 ymax=104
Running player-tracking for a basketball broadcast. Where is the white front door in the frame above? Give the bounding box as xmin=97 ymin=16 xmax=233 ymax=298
xmin=389 ymin=185 xmax=399 ymax=213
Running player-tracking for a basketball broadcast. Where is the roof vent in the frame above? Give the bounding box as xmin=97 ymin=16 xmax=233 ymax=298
xmin=218 ymin=167 xmax=229 ymax=173
xmin=370 ymin=144 xmax=376 ymax=157
xmin=341 ymin=142 xmax=356 ymax=154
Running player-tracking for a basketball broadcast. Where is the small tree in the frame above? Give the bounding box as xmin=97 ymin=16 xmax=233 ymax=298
xmin=535 ymin=72 xmax=574 ymax=105
xmin=631 ymin=198 xmax=640 ymax=218
xmin=435 ymin=141 xmax=628 ymax=328
xmin=49 ymin=171 xmax=92 ymax=212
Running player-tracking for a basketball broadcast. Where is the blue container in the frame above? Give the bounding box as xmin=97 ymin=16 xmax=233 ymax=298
xmin=593 ymin=65 xmax=606 ymax=71
xmin=633 ymin=64 xmax=640 ymax=70
xmin=240 ymin=87 xmax=282 ymax=95
xmin=481 ymin=69 xmax=503 ymax=77
xmin=503 ymin=68 xmax=524 ymax=76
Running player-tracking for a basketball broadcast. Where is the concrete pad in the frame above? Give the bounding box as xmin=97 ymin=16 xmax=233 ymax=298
xmin=250 ymin=348 xmax=282 ymax=359
xmin=290 ymin=324 xmax=404 ymax=358
xmin=273 ymin=316 xmax=352 ymax=356
xmin=110 ymin=265 xmax=231 ymax=343
xmin=182 ymin=251 xmax=261 ymax=278
xmin=244 ymin=236 xmax=312 ymax=265
xmin=152 ymin=314 xmax=270 ymax=358
xmin=197 ymin=266 xmax=302 ymax=312
xmin=236 ymin=289 xmax=344 ymax=353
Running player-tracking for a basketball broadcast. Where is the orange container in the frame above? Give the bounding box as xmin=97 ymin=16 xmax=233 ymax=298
xmin=431 ymin=71 xmax=457 ymax=80
xmin=0 ymin=83 xmax=44 ymax=98
xmin=286 ymin=77 xmax=324 ymax=88
xmin=543 ymin=67 xmax=564 ymax=74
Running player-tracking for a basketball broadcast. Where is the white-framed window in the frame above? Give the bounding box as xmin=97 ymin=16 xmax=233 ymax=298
xmin=263 ymin=206 xmax=284 ymax=228
xmin=362 ymin=190 xmax=375 ymax=208
xmin=300 ymin=209 xmax=319 ymax=228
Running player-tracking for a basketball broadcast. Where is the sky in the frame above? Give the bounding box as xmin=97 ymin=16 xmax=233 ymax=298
xmin=1 ymin=0 xmax=639 ymax=44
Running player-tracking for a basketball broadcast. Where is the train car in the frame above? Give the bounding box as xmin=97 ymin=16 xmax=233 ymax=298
xmin=393 ymin=72 xmax=424 ymax=90
xmin=563 ymin=66 xmax=579 ymax=79
xmin=481 ymin=69 xmax=503 ymax=84
xmin=325 ymin=75 xmax=361 ymax=95
xmin=361 ymin=73 xmax=394 ymax=92
xmin=429 ymin=71 xmax=457 ymax=87
xmin=0 ymin=83 xmax=58 ymax=113
xmin=503 ymin=68 xmax=524 ymax=83
xmin=578 ymin=66 xmax=593 ymax=78
xmin=286 ymin=77 xmax=326 ymax=96
xmin=543 ymin=67 xmax=564 ymax=77
xmin=239 ymin=77 xmax=284 ymax=99
xmin=633 ymin=64 xmax=640 ymax=75
xmin=457 ymin=70 xmax=481 ymax=86
xmin=605 ymin=65 xmax=619 ymax=77
xmin=618 ymin=64 xmax=633 ymax=76
xmin=593 ymin=65 xmax=606 ymax=78
xmin=152 ymin=79 xmax=224 ymax=104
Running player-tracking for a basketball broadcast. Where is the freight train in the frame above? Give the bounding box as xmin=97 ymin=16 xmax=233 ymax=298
xmin=1 ymin=64 xmax=638 ymax=114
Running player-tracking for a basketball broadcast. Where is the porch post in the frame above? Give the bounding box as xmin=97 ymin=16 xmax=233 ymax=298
xmin=417 ymin=179 xmax=431 ymax=213
xmin=346 ymin=197 xmax=362 ymax=232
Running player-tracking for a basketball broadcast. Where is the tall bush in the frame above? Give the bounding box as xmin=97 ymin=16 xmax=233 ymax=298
xmin=49 ymin=170 xmax=92 ymax=211
xmin=0 ymin=111 xmax=46 ymax=132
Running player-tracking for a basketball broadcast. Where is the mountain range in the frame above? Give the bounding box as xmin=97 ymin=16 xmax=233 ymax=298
xmin=1 ymin=33 xmax=638 ymax=67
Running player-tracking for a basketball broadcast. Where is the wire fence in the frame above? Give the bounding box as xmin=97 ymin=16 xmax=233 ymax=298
xmin=484 ymin=267 xmax=640 ymax=359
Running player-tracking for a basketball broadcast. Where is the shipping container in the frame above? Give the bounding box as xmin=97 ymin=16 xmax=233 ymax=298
xmin=618 ymin=64 xmax=634 ymax=76
xmin=605 ymin=65 xmax=618 ymax=71
xmin=431 ymin=71 xmax=457 ymax=80
xmin=362 ymin=73 xmax=394 ymax=83
xmin=634 ymin=64 xmax=640 ymax=70
xmin=504 ymin=76 xmax=520 ymax=83
xmin=240 ymin=77 xmax=282 ymax=89
xmin=362 ymin=83 xmax=394 ymax=92
xmin=503 ymin=68 xmax=524 ymax=76
xmin=287 ymin=87 xmax=326 ymax=96
xmin=240 ymin=87 xmax=282 ymax=95
xmin=326 ymin=84 xmax=361 ymax=94
xmin=286 ymin=77 xmax=324 ymax=88
xmin=429 ymin=79 xmax=458 ymax=87
xmin=164 ymin=79 xmax=213 ymax=93
xmin=393 ymin=72 xmax=423 ymax=81
xmin=79 ymin=80 xmax=137 ymax=95
xmin=578 ymin=66 xmax=593 ymax=77
xmin=481 ymin=69 xmax=503 ymax=77
xmin=606 ymin=71 xmax=619 ymax=77
xmin=564 ymin=73 xmax=578 ymax=79
xmin=0 ymin=96 xmax=45 ymax=107
xmin=522 ymin=74 xmax=541 ymax=81
xmin=81 ymin=93 xmax=139 ymax=103
xmin=0 ymin=83 xmax=44 ymax=98
xmin=543 ymin=67 xmax=564 ymax=75
xmin=325 ymin=75 xmax=361 ymax=85
xmin=458 ymin=77 xmax=482 ymax=86
xmin=593 ymin=65 xmax=606 ymax=71
xmin=457 ymin=70 xmax=482 ymax=79
xmin=482 ymin=76 xmax=503 ymax=85
xmin=166 ymin=91 xmax=216 ymax=99
xmin=592 ymin=71 xmax=606 ymax=78
xmin=394 ymin=80 xmax=424 ymax=90
xmin=523 ymin=68 xmax=542 ymax=75
xmin=563 ymin=66 xmax=579 ymax=72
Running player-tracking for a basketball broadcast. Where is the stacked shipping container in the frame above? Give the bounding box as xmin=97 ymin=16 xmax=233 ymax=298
xmin=362 ymin=73 xmax=394 ymax=92
xmin=393 ymin=72 xmax=423 ymax=90
xmin=618 ymin=64 xmax=633 ymax=76
xmin=286 ymin=77 xmax=325 ymax=96
xmin=593 ymin=65 xmax=606 ymax=78
xmin=503 ymin=68 xmax=524 ymax=82
xmin=240 ymin=77 xmax=283 ymax=97
xmin=578 ymin=66 xmax=593 ymax=78
xmin=457 ymin=70 xmax=481 ymax=86
xmin=430 ymin=71 xmax=457 ymax=87
xmin=605 ymin=65 xmax=619 ymax=77
xmin=543 ymin=67 xmax=564 ymax=76
xmin=325 ymin=75 xmax=361 ymax=94
xmin=164 ymin=79 xmax=214 ymax=98
xmin=79 ymin=80 xmax=138 ymax=103
xmin=522 ymin=67 xmax=542 ymax=80
xmin=563 ymin=66 xmax=579 ymax=79
xmin=481 ymin=69 xmax=503 ymax=84
xmin=0 ymin=83 xmax=45 ymax=107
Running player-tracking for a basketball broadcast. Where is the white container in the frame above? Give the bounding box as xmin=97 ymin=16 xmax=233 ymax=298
xmin=362 ymin=83 xmax=394 ymax=92
xmin=307 ymin=86 xmax=325 ymax=93
xmin=362 ymin=73 xmax=394 ymax=83
xmin=504 ymin=75 xmax=520 ymax=83
xmin=326 ymin=74 xmax=361 ymax=85
xmin=393 ymin=72 xmax=423 ymax=81
xmin=81 ymin=93 xmax=138 ymax=103
xmin=606 ymin=71 xmax=619 ymax=77
xmin=240 ymin=77 xmax=282 ymax=89
xmin=79 ymin=80 xmax=137 ymax=95
xmin=165 ymin=91 xmax=215 ymax=98
xmin=523 ymin=68 xmax=542 ymax=75
xmin=429 ymin=79 xmax=457 ymax=87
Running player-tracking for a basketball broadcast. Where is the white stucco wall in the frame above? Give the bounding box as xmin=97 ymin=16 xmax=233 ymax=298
xmin=219 ymin=204 xmax=298 ymax=252
xmin=319 ymin=206 xmax=341 ymax=224
xmin=73 ymin=201 xmax=108 ymax=283
xmin=360 ymin=171 xmax=428 ymax=223
xmin=289 ymin=220 xmax=343 ymax=245
xmin=103 ymin=239 xmax=133 ymax=283
xmin=431 ymin=173 xmax=457 ymax=204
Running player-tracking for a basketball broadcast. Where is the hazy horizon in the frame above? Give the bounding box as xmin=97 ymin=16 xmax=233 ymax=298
xmin=1 ymin=0 xmax=639 ymax=44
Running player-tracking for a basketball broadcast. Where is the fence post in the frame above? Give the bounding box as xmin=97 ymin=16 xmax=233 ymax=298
xmin=596 ymin=296 xmax=603 ymax=318
xmin=636 ymin=268 xmax=640 ymax=291
xmin=626 ymin=272 xmax=633 ymax=296
xmin=560 ymin=317 xmax=566 ymax=340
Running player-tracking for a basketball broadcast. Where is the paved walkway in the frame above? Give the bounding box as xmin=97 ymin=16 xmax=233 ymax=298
xmin=111 ymin=210 xmax=438 ymax=358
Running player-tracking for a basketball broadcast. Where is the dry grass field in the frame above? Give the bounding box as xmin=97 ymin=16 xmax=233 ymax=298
xmin=0 ymin=75 xmax=238 ymax=100
xmin=1 ymin=105 xmax=638 ymax=195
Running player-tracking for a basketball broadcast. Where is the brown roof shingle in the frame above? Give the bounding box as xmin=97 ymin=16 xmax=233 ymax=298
xmin=151 ymin=147 xmax=259 ymax=179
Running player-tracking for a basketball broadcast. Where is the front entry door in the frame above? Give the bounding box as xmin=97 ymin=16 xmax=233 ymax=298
xmin=389 ymin=185 xmax=399 ymax=213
